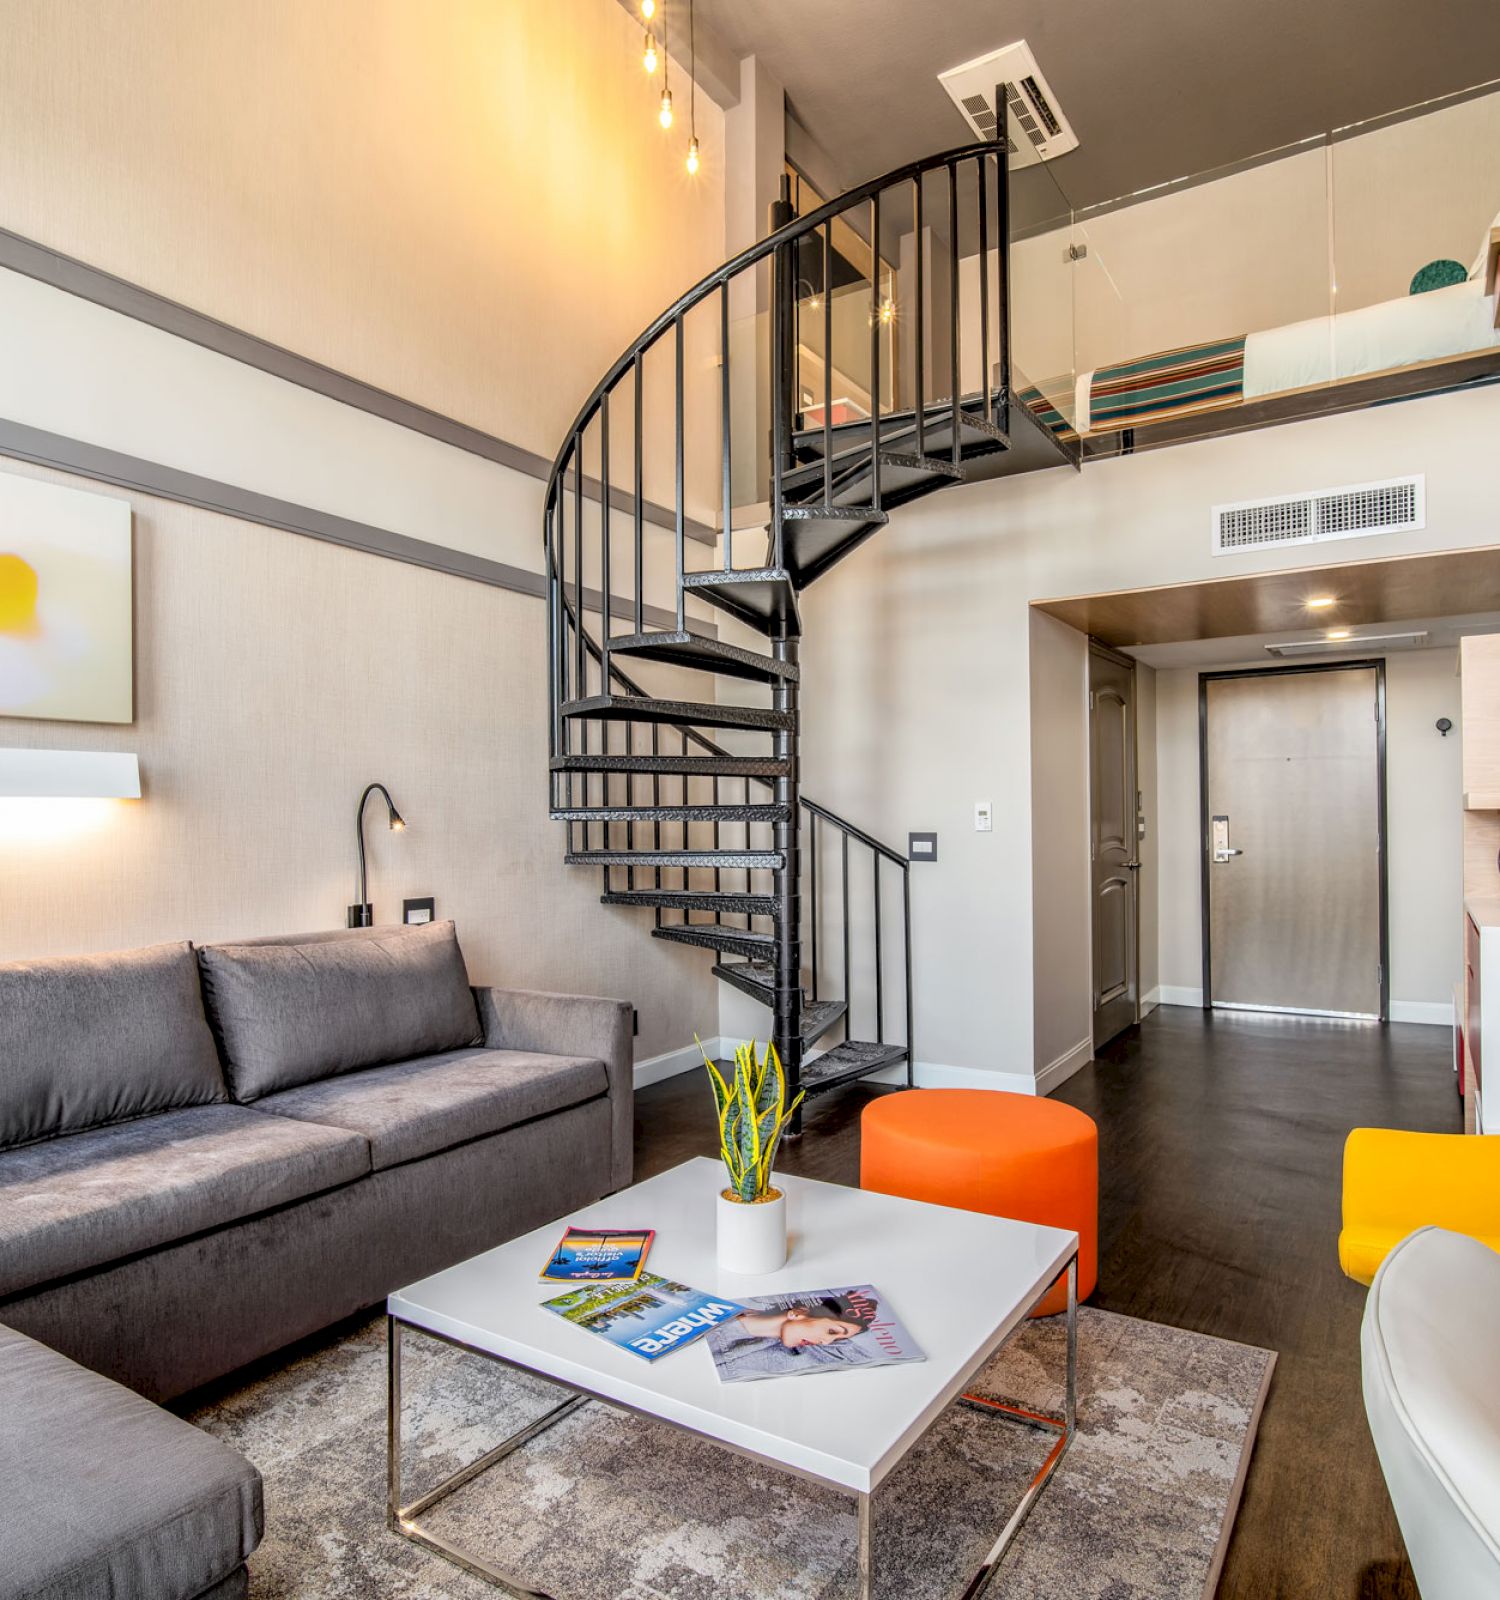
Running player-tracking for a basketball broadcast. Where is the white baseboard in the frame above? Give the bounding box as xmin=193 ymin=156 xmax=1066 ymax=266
xmin=1140 ymin=985 xmax=1162 ymax=1017
xmin=633 ymin=1037 xmax=714 ymax=1089
xmin=1390 ymin=1000 xmax=1456 ymax=1027
xmin=868 ymin=1059 xmax=1040 ymax=1095
xmin=1036 ymin=1036 xmax=1093 ymax=1094
xmin=1157 ymin=985 xmax=1205 ymax=1009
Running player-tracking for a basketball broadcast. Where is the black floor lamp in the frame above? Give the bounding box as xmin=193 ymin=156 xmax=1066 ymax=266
xmin=348 ymin=782 xmax=405 ymax=927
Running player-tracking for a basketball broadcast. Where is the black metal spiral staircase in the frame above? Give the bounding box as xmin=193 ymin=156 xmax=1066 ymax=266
xmin=544 ymin=128 xmax=1074 ymax=1129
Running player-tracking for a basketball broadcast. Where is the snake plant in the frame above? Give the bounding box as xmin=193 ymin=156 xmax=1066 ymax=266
xmin=697 ymin=1037 xmax=804 ymax=1203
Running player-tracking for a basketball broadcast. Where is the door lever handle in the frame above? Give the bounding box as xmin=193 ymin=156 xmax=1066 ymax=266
xmin=1124 ymin=860 xmax=1142 ymax=870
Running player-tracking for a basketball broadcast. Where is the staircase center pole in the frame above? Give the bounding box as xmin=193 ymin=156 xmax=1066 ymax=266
xmin=772 ymin=627 xmax=803 ymax=1134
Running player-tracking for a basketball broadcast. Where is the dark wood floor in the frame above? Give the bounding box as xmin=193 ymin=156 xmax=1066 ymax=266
xmin=636 ymin=1005 xmax=1460 ymax=1599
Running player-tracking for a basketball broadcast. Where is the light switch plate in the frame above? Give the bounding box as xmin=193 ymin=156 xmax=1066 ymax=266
xmin=974 ymin=801 xmax=993 ymax=833
xmin=908 ymin=831 xmax=937 ymax=863
xmin=403 ymin=896 xmax=435 ymax=925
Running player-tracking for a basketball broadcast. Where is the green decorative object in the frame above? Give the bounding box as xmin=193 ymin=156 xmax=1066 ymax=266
xmin=1409 ymin=259 xmax=1468 ymax=295
xmin=697 ymin=1036 xmax=804 ymax=1203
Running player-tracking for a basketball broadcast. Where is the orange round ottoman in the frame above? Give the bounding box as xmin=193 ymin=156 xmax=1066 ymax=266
xmin=861 ymin=1089 xmax=1097 ymax=1317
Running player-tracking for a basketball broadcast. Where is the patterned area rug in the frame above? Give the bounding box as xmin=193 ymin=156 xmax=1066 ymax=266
xmin=189 ymin=1307 xmax=1273 ymax=1599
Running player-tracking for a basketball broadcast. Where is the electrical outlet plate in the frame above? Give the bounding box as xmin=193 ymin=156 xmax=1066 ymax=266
xmin=402 ymin=896 xmax=435 ymax=925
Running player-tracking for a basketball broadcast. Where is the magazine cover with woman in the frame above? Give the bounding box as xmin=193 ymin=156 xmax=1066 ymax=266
xmin=704 ymin=1284 xmax=925 ymax=1382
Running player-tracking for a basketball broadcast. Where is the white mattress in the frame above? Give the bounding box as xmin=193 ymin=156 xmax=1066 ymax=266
xmin=1243 ymin=277 xmax=1500 ymax=399
xmin=1071 ymin=278 xmax=1500 ymax=434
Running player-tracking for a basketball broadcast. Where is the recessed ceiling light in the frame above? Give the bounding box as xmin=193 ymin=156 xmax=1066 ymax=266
xmin=1306 ymin=596 xmax=1338 ymax=609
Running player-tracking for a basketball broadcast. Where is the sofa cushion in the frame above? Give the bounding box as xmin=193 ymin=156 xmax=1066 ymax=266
xmin=0 ymin=1104 xmax=371 ymax=1297
xmin=253 ymin=1047 xmax=608 ymax=1170
xmin=0 ymin=1319 xmax=261 ymax=1600
xmin=0 ymin=941 xmax=226 ymax=1151
xmin=197 ymin=920 xmax=482 ymax=1101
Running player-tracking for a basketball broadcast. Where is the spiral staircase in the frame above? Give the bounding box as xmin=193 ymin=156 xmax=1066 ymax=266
xmin=544 ymin=130 xmax=1077 ymax=1129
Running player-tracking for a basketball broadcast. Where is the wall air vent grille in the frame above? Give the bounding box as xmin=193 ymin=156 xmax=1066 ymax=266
xmin=1212 ymin=475 xmax=1424 ymax=556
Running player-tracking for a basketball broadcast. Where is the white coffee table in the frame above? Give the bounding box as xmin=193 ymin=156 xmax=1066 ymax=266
xmin=387 ymin=1156 xmax=1078 ymax=1599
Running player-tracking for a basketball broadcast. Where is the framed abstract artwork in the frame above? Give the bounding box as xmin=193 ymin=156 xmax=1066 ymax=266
xmin=0 ymin=471 xmax=133 ymax=724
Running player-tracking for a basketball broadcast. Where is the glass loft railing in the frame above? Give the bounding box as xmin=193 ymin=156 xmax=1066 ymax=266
xmin=1017 ymin=76 xmax=1500 ymax=453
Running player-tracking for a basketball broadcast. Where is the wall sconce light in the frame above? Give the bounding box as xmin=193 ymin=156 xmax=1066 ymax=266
xmin=0 ymin=748 xmax=140 ymax=798
xmin=348 ymin=782 xmax=405 ymax=928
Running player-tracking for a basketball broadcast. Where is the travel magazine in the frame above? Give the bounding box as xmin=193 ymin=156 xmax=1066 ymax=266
xmin=539 ymin=1226 xmax=655 ymax=1283
xmin=542 ymin=1273 xmax=745 ymax=1361
xmin=703 ymin=1284 xmax=926 ymax=1382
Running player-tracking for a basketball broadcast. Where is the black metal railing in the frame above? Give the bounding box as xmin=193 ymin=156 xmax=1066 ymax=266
xmin=544 ymin=129 xmax=1016 ymax=1102
xmin=803 ymin=797 xmax=914 ymax=1084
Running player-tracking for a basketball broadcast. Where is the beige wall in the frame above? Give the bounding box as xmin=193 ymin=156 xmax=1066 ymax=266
xmin=1136 ymin=661 xmax=1160 ymax=1005
xmin=1008 ymin=87 xmax=1500 ymax=379
xmin=0 ymin=0 xmax=727 ymax=467
xmin=1152 ymin=648 xmax=1465 ymax=1018
xmin=1028 ymin=610 xmax=1092 ymax=1077
xmin=798 ymin=382 xmax=1498 ymax=1076
xmin=0 ymin=458 xmax=719 ymax=1060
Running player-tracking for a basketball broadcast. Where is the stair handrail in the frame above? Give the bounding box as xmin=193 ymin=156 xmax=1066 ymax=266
xmin=542 ymin=136 xmax=1005 ymax=514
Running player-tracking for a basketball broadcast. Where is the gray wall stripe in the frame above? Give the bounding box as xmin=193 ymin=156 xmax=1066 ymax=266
xmin=0 ymin=418 xmax=704 ymax=636
xmin=0 ymin=227 xmax=717 ymax=545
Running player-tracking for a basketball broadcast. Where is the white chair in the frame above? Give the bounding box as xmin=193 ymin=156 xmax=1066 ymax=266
xmin=1363 ymin=1226 xmax=1500 ymax=1596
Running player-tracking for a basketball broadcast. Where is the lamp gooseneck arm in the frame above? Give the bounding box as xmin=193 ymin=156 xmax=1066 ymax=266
xmin=354 ymin=782 xmax=402 ymax=915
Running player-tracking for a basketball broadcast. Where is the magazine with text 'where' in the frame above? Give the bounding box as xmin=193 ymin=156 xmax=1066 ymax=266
xmin=704 ymin=1284 xmax=926 ymax=1383
xmin=542 ymin=1273 xmax=745 ymax=1361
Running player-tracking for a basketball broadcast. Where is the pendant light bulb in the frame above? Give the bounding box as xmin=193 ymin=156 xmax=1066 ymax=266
xmin=641 ymin=0 xmax=655 ymax=16
xmin=659 ymin=87 xmax=673 ymax=129
xmin=686 ymin=135 xmax=700 ymax=175
xmin=642 ymin=31 xmax=657 ymax=73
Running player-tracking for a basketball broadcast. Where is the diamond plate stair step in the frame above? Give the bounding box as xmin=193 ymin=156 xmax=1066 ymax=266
xmin=792 ymin=391 xmax=1012 ymax=461
xmin=783 ymin=448 xmax=964 ymax=504
xmin=680 ymin=568 xmax=799 ymax=634
xmin=562 ymin=694 xmax=792 ymax=734
xmin=602 ymin=889 xmax=778 ymax=915
xmin=653 ymin=925 xmax=776 ymax=959
xmin=606 ymin=630 xmax=799 ymax=684
xmin=565 ymin=849 xmax=783 ymax=869
xmin=551 ymin=753 xmax=789 ymax=779
xmin=553 ymin=803 xmax=788 ymax=824
xmin=801 ymin=1040 xmax=909 ymax=1095
xmin=710 ymin=961 xmax=848 ymax=1045
xmin=781 ymin=503 xmax=887 ymax=523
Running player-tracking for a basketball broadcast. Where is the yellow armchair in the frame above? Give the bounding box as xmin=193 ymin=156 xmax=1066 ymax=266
xmin=1340 ymin=1128 xmax=1500 ymax=1285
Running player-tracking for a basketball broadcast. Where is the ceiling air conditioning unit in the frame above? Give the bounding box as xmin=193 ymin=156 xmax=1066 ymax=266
xmin=938 ymin=41 xmax=1078 ymax=168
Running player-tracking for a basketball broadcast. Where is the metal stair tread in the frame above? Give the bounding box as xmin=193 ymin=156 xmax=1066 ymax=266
xmin=802 ymin=1040 xmax=909 ymax=1095
xmin=780 ymin=503 xmax=887 ymax=523
xmin=679 ymin=568 xmax=800 ymax=633
xmin=552 ymin=753 xmax=789 ymax=778
xmin=565 ymin=848 xmax=783 ymax=868
xmin=710 ymin=961 xmax=849 ymax=1044
xmin=653 ymin=925 xmax=776 ymax=958
xmin=553 ymin=803 xmax=789 ymax=824
xmin=606 ymin=630 xmax=799 ymax=684
xmin=602 ymin=889 xmax=778 ymax=915
xmin=562 ymin=694 xmax=792 ymax=733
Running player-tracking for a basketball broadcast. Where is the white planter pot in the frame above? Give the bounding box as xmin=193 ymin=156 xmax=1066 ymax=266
xmin=716 ymin=1186 xmax=787 ymax=1275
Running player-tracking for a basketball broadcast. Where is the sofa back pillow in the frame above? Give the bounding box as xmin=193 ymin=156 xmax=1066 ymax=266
xmin=197 ymin=920 xmax=482 ymax=1100
xmin=0 ymin=941 xmax=227 ymax=1150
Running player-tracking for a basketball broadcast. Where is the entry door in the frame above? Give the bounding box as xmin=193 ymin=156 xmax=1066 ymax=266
xmin=1090 ymin=645 xmax=1139 ymax=1048
xmin=1204 ymin=665 xmax=1384 ymax=1019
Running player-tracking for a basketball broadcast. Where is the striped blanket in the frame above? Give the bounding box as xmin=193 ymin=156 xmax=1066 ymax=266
xmin=1021 ymin=332 xmax=1248 ymax=439
xmin=1087 ymin=335 xmax=1247 ymax=432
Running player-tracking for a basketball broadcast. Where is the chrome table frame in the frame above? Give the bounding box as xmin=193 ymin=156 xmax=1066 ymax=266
xmin=387 ymin=1252 xmax=1078 ymax=1600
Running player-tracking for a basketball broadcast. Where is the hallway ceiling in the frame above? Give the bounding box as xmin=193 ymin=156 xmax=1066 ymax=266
xmin=694 ymin=0 xmax=1500 ymax=210
xmin=1032 ymin=546 xmax=1500 ymax=655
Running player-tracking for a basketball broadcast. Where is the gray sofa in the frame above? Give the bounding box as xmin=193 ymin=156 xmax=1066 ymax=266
xmin=0 ymin=920 xmax=633 ymax=1599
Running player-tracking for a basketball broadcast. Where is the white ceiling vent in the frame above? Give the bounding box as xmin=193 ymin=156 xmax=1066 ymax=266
xmin=1212 ymin=475 xmax=1424 ymax=557
xmin=1265 ymin=631 xmax=1430 ymax=657
xmin=938 ymin=41 xmax=1078 ymax=168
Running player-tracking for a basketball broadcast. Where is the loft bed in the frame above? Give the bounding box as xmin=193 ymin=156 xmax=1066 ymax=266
xmin=1023 ymin=221 xmax=1500 ymax=454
